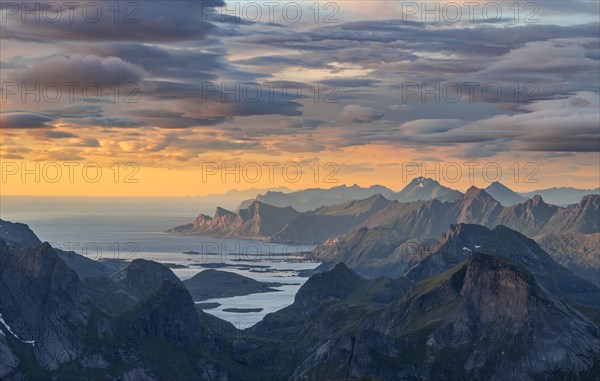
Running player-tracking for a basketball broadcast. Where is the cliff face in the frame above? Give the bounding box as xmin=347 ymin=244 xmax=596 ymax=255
xmin=0 ymin=240 xmax=88 ymax=371
xmin=169 ymin=201 xmax=300 ymax=239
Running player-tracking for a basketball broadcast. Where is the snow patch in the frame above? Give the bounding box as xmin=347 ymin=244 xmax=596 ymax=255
xmin=0 ymin=313 xmax=35 ymax=346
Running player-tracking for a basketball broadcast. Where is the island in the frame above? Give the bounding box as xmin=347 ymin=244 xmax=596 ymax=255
xmin=222 ymin=308 xmax=264 ymax=313
xmin=183 ymin=269 xmax=285 ymax=301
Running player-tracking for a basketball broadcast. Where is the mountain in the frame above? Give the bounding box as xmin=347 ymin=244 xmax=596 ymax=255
xmin=2 ymin=222 xmax=600 ymax=380
xmin=520 ymin=186 xmax=600 ymax=206
xmin=238 ymin=184 xmax=394 ymax=212
xmin=0 ymin=239 xmax=88 ymax=371
xmin=272 ymin=194 xmax=392 ymax=244
xmin=253 ymin=254 xmax=600 ymax=381
xmin=317 ymin=187 xmax=504 ymax=276
xmin=485 ymin=181 xmax=527 ymax=205
xmin=183 ymin=269 xmax=281 ymax=301
xmin=535 ymin=232 xmax=600 ymax=286
xmin=405 ymin=224 xmax=600 ymax=306
xmin=0 ymin=218 xmax=119 ymax=279
xmin=109 ymin=259 xmax=183 ymax=301
xmin=168 ymin=201 xmax=300 ymax=239
xmin=318 ymin=192 xmax=600 ymax=277
xmin=389 ymin=176 xmax=462 ymax=202
xmin=0 ymin=237 xmax=238 ymax=380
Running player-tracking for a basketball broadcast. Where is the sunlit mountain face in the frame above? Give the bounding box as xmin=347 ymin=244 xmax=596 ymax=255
xmin=0 ymin=1 xmax=599 ymax=380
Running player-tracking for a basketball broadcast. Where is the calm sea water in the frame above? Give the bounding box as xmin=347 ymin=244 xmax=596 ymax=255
xmin=0 ymin=196 xmax=318 ymax=326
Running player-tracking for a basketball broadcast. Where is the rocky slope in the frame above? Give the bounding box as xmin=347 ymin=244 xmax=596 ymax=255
xmin=535 ymin=232 xmax=600 ymax=286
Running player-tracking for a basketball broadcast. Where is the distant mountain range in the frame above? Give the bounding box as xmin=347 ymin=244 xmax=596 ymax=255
xmin=234 ymin=178 xmax=599 ymax=208
xmin=170 ymin=194 xmax=392 ymax=244
xmin=2 ymin=221 xmax=599 ymax=380
xmin=237 ymin=184 xmax=395 ymax=212
xmin=317 ymin=191 xmax=600 ymax=278
xmin=170 ymin=187 xmax=600 ymax=247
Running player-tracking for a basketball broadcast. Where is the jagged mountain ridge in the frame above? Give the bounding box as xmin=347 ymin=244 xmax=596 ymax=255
xmin=318 ymin=190 xmax=600 ymax=278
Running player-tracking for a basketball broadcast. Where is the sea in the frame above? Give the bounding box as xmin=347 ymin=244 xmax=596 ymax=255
xmin=0 ymin=196 xmax=319 ymax=327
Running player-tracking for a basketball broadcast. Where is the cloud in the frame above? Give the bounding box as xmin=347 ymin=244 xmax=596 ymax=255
xmin=337 ymin=105 xmax=385 ymax=123
xmin=43 ymin=130 xmax=78 ymax=139
xmin=0 ymin=112 xmax=56 ymax=129
xmin=14 ymin=55 xmax=146 ymax=86
xmin=1 ymin=1 xmax=224 ymax=43
xmin=281 ymin=118 xmax=327 ymax=129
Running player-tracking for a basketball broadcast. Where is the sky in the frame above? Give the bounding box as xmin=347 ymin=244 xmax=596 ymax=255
xmin=0 ymin=0 xmax=599 ymax=196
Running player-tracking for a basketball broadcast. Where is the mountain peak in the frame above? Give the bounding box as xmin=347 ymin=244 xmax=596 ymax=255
xmin=485 ymin=182 xmax=526 ymax=206
xmin=464 ymin=186 xmax=488 ymax=198
xmin=392 ymin=177 xmax=461 ymax=203
xmin=531 ymin=194 xmax=544 ymax=205
xmin=214 ymin=206 xmax=235 ymax=217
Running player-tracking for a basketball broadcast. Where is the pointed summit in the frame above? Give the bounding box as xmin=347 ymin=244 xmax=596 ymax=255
xmin=485 ymin=182 xmax=527 ymax=206
xmin=391 ymin=177 xmax=462 ymax=203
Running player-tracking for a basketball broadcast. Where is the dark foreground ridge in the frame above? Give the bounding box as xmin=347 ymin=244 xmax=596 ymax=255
xmin=1 ymin=223 xmax=599 ymax=380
